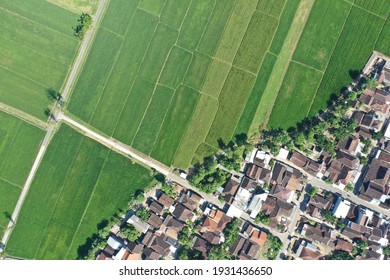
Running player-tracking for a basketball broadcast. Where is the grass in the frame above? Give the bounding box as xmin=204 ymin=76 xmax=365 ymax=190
xmin=138 ymin=0 xmax=166 ymax=16
xmin=214 ymin=0 xmax=258 ymax=63
xmin=89 ymin=10 xmax=159 ymax=135
xmin=197 ymin=0 xmax=235 ymax=56
xmin=267 ymin=62 xmax=323 ymax=129
xmin=177 ymin=0 xmax=216 ymax=51
xmin=173 ymin=94 xmax=219 ymax=169
xmin=206 ymin=67 xmax=257 ymax=147
xmin=0 ymin=112 xmax=44 ymax=236
xmin=375 ymin=17 xmax=390 ymax=56
xmin=249 ymin=0 xmax=315 ymax=134
xmin=67 ymin=28 xmax=123 ymax=122
xmin=234 ymin=52 xmax=278 ymax=136
xmin=183 ymin=51 xmax=212 ymax=91
xmin=292 ymin=0 xmax=351 ymax=71
xmin=353 ymin=0 xmax=390 ymax=18
xmin=48 ymin=0 xmax=100 ymax=15
xmin=160 ymin=0 xmax=191 ymax=29
xmin=0 ymin=1 xmax=78 ymax=119
xmin=233 ymin=11 xmax=278 ymax=73
xmin=309 ymin=7 xmax=385 ymax=116
xmin=112 ymin=76 xmax=155 ymax=144
xmin=6 ymin=125 xmax=154 ymax=259
xmin=257 ymin=0 xmax=286 ymax=18
xmin=132 ymin=85 xmax=174 ymax=154
xmin=159 ymin=46 xmax=192 ymax=89
xmin=101 ymin=0 xmax=139 ymax=35
xmin=201 ymin=59 xmax=231 ymax=98
xmin=139 ymin=23 xmax=178 ymax=82
xmin=151 ymin=85 xmax=200 ymax=166
xmin=269 ymin=0 xmax=301 ymax=55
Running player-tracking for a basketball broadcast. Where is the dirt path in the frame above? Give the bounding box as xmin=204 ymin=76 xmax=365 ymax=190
xmin=0 ymin=102 xmax=48 ymax=130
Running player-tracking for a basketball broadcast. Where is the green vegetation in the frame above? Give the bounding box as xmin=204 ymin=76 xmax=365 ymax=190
xmin=322 ymin=210 xmax=338 ymax=225
xmin=73 ymin=13 xmax=92 ymax=39
xmin=352 ymin=239 xmax=368 ymax=258
xmin=224 ymin=218 xmax=240 ymax=247
xmin=308 ymin=186 xmax=318 ymax=198
xmin=0 ymin=0 xmax=78 ymax=119
xmin=255 ymin=212 xmax=270 ymax=225
xmin=6 ymin=125 xmax=154 ymax=259
xmin=0 ymin=112 xmax=44 ymax=234
xmin=265 ymin=235 xmax=283 ymax=260
xmin=121 ymin=224 xmax=141 ymax=242
xmin=135 ymin=207 xmax=151 ymax=223
xmin=325 ymin=249 xmax=354 ymax=260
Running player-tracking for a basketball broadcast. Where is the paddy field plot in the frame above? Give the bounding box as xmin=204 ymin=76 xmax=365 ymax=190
xmin=0 ymin=111 xmax=45 ymax=236
xmin=0 ymin=0 xmax=79 ymax=119
xmin=68 ymin=0 xmax=286 ymax=168
xmin=6 ymin=125 xmax=154 ymax=260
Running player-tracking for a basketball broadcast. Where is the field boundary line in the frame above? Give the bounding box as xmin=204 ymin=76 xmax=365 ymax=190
xmin=32 ymin=137 xmax=86 ymax=259
xmin=0 ymin=65 xmax=50 ymax=89
xmin=372 ymin=13 xmax=388 ymax=51
xmin=0 ymin=121 xmax=22 ymax=172
xmin=0 ymin=34 xmax=70 ymax=67
xmin=306 ymin=3 xmax=353 ymax=115
xmin=0 ymin=102 xmax=48 ymax=130
xmin=64 ymin=149 xmax=111 ymax=259
xmin=0 ymin=7 xmax=77 ymax=41
xmin=290 ymin=59 xmax=324 ymax=73
xmin=0 ymin=177 xmax=23 ymax=190
xmin=343 ymin=0 xmax=387 ymax=20
xmin=194 ymin=0 xmax=217 ymax=51
xmin=100 ymin=26 xmax=124 ymax=38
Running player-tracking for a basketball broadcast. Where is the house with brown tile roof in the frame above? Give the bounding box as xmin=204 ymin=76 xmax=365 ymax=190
xmin=305 ymin=194 xmax=333 ymax=219
xmin=245 ymin=163 xmax=271 ymax=183
xmin=300 ymin=223 xmax=334 ymax=245
xmin=178 ymin=190 xmax=203 ymax=211
xmin=295 ymin=240 xmax=321 ymax=260
xmin=142 ymin=233 xmax=171 ymax=257
xmin=143 ymin=247 xmax=162 ymax=260
xmin=147 ymin=213 xmax=163 ymax=229
xmin=158 ymin=215 xmax=184 ymax=240
xmin=202 ymin=231 xmax=221 ymax=245
xmin=229 ymin=237 xmax=260 ymax=260
xmin=337 ymin=135 xmax=360 ymax=155
xmin=192 ymin=236 xmax=211 ymax=258
xmin=172 ymin=203 xmax=195 ymax=222
xmin=325 ymin=150 xmax=359 ymax=189
xmin=250 ymin=229 xmax=267 ymax=246
xmin=158 ymin=193 xmax=174 ymax=209
xmin=148 ymin=200 xmax=164 ymax=215
xmin=260 ymin=196 xmax=294 ymax=232
xmin=359 ymin=155 xmax=390 ymax=204
xmin=333 ymin=238 xmax=353 ymax=253
xmin=290 ymin=151 xmax=325 ymax=178
xmin=201 ymin=209 xmax=231 ymax=235
xmin=221 ymin=177 xmax=240 ymax=204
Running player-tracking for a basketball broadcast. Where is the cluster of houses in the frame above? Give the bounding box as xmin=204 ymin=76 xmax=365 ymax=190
xmin=293 ymin=190 xmax=389 ymax=260
xmin=96 ymin=184 xmax=270 ymax=260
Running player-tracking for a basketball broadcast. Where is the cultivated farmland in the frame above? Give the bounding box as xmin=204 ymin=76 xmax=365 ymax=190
xmin=67 ymin=0 xmax=290 ymax=168
xmin=0 ymin=112 xmax=44 ymax=235
xmin=268 ymin=0 xmax=390 ymax=129
xmin=0 ymin=0 xmax=79 ymax=119
xmin=6 ymin=125 xmax=154 ymax=260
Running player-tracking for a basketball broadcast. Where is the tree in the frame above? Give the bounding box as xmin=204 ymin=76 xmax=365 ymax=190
xmin=371 ymin=131 xmax=384 ymax=141
xmin=344 ymin=183 xmax=353 ymax=192
xmin=161 ymin=182 xmax=175 ymax=198
xmin=73 ymin=13 xmax=93 ymax=39
xmin=322 ymin=210 xmax=337 ymax=225
xmin=360 ymin=157 xmax=369 ymax=165
xmin=135 ymin=207 xmax=150 ymax=222
xmin=308 ymin=186 xmax=318 ymax=198
xmin=383 ymin=246 xmax=390 ymax=256
xmin=266 ymin=235 xmax=283 ymax=260
xmin=325 ymin=249 xmax=354 ymax=260
xmin=255 ymin=212 xmax=270 ymax=225
xmin=208 ymin=245 xmax=234 ymax=260
xmin=121 ymin=224 xmax=141 ymax=242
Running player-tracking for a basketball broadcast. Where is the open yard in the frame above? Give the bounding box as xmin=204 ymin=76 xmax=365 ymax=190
xmin=0 ymin=0 xmax=79 ymax=119
xmin=5 ymin=125 xmax=154 ymax=259
xmin=0 ymin=111 xmax=44 ymax=236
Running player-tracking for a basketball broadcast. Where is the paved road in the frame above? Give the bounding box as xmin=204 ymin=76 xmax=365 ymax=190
xmin=0 ymin=1 xmax=107 ymax=249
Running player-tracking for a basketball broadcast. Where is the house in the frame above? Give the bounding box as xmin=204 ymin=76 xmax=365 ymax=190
xmin=353 ymin=111 xmax=380 ymax=130
xmin=300 ymin=223 xmax=334 ymax=245
xmin=125 ymin=242 xmax=144 ymax=260
xmin=147 ymin=213 xmax=163 ymax=229
xmin=337 ymin=135 xmax=360 ymax=155
xmin=178 ymin=190 xmax=203 ymax=211
xmin=270 ymin=162 xmax=303 ymax=191
xmin=332 ymin=197 xmax=352 ymax=218
xmin=158 ymin=215 xmax=184 ymax=240
xmin=246 ymin=192 xmax=268 ymax=218
xmin=260 ymin=196 xmax=294 ymax=232
xmin=142 ymin=232 xmax=171 ymax=257
xmin=325 ymin=150 xmax=359 ymax=189
xmin=107 ymin=234 xmax=125 ymax=250
xmin=192 ymin=236 xmax=211 ymax=258
xmin=381 ymin=60 xmax=390 ymax=85
xmin=305 ymin=194 xmax=333 ymax=220
xmin=249 ymin=229 xmax=267 ymax=246
xmin=201 ymin=209 xmax=231 ymax=235
xmin=158 ymin=193 xmax=174 ymax=209
xmin=240 ymin=176 xmax=258 ymax=192
xmin=148 ymin=200 xmax=164 ymax=215
xmin=172 ymin=203 xmax=194 ymax=222
xmin=295 ymin=240 xmax=321 ymax=260
xmin=221 ymin=177 xmax=240 ymax=204
xmin=143 ymin=247 xmax=161 ymax=260
xmin=333 ymin=238 xmax=353 ymax=253
xmin=290 ymin=151 xmax=325 ymax=178
xmin=359 ymin=88 xmax=390 ymax=114
xmin=361 ymin=249 xmax=384 ymax=260
xmin=127 ymin=214 xmax=150 ymax=234
xmin=202 ymin=231 xmax=221 ymax=245
xmin=245 ymin=163 xmax=271 ymax=183
xmin=96 ymin=247 xmax=114 ymax=260
xmin=229 ymin=237 xmax=260 ymax=260
xmin=359 ymin=153 xmax=390 ymax=205
xmin=227 ymin=187 xmax=252 ymax=218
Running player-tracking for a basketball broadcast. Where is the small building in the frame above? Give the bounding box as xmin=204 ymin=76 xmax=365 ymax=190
xmin=332 ymin=197 xmax=352 ymax=219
